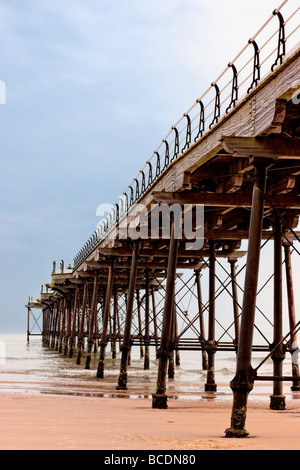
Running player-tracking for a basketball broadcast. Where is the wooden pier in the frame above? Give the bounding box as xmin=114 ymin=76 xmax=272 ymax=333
xmin=27 ymin=2 xmax=300 ymax=438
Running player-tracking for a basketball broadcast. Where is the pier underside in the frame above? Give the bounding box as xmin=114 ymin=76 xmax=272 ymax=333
xmin=26 ymin=8 xmax=300 ymax=438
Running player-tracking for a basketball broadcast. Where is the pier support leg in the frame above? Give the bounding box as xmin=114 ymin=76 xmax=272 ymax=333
xmin=152 ymin=219 xmax=179 ymax=409
xmin=174 ymin=306 xmax=180 ymax=366
xmin=284 ymin=242 xmax=300 ymax=390
xmin=64 ymin=299 xmax=72 ymax=356
xmin=144 ymin=269 xmax=150 ymax=370
xmin=195 ymin=269 xmax=208 ymax=370
xmin=270 ymin=213 xmax=286 ymax=410
xmin=58 ymin=298 xmax=67 ymax=354
xmin=225 ymin=160 xmax=269 ymax=438
xmin=55 ymin=299 xmax=63 ymax=350
xmin=85 ymin=274 xmax=99 ymax=370
xmin=229 ymin=258 xmax=240 ymax=350
xmin=111 ymin=288 xmax=118 ymax=360
xmin=77 ymin=282 xmax=88 ymax=365
xmin=168 ymin=301 xmax=176 ymax=379
xmin=97 ymin=259 xmax=115 ymax=378
xmin=27 ymin=307 xmax=30 ymax=343
xmin=137 ymin=290 xmax=144 ymax=359
xmin=205 ymin=241 xmax=217 ymax=392
xmin=151 ymin=287 xmax=160 ymax=359
xmin=116 ymin=242 xmax=140 ymax=390
xmin=69 ymin=288 xmax=79 ymax=359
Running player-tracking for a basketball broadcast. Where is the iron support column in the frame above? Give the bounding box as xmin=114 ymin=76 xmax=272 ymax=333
xmin=152 ymin=219 xmax=179 ymax=409
xmin=69 ymin=287 xmax=79 ymax=358
xmin=195 ymin=269 xmax=208 ymax=370
xmin=58 ymin=298 xmax=67 ymax=354
xmin=151 ymin=287 xmax=160 ymax=359
xmin=205 ymin=241 xmax=217 ymax=392
xmin=85 ymin=274 xmax=99 ymax=370
xmin=76 ymin=282 xmax=88 ymax=365
xmin=97 ymin=259 xmax=115 ymax=378
xmin=270 ymin=213 xmax=286 ymax=410
xmin=225 ymin=160 xmax=270 ymax=438
xmin=229 ymin=258 xmax=240 ymax=349
xmin=136 ymin=290 xmax=144 ymax=358
xmin=168 ymin=300 xmax=176 ymax=379
xmin=111 ymin=287 xmax=118 ymax=359
xmin=116 ymin=242 xmax=140 ymax=390
xmin=144 ymin=269 xmax=150 ymax=370
xmin=27 ymin=307 xmax=30 ymax=343
xmin=284 ymin=242 xmax=300 ymax=390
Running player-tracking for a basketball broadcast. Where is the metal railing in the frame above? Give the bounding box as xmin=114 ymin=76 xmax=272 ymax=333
xmin=52 ymin=260 xmax=74 ymax=274
xmin=72 ymin=0 xmax=299 ymax=269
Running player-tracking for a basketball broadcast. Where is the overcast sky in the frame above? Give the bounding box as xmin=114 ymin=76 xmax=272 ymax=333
xmin=0 ymin=0 xmax=298 ymax=333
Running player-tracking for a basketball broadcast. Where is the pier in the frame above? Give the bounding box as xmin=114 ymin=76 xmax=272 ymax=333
xmin=26 ymin=1 xmax=300 ymax=438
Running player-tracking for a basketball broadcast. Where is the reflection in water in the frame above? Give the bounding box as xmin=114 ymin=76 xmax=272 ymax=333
xmin=0 ymin=334 xmax=299 ymax=404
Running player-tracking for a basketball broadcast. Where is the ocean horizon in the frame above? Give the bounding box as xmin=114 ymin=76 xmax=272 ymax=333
xmin=0 ymin=333 xmax=299 ymax=407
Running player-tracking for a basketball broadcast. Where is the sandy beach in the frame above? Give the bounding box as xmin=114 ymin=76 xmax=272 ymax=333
xmin=0 ymin=393 xmax=299 ymax=451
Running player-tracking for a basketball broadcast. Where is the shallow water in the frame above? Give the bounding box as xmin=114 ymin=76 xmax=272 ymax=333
xmin=0 ymin=334 xmax=300 ymax=405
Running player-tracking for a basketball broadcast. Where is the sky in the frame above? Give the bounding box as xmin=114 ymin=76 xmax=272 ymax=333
xmin=0 ymin=0 xmax=299 ymax=333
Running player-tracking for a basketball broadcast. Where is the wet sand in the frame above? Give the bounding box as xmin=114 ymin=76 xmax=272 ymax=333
xmin=0 ymin=393 xmax=299 ymax=450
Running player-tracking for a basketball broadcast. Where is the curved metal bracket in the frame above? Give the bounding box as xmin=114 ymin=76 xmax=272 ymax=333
xmin=182 ymin=113 xmax=192 ymax=152
xmin=194 ymin=99 xmax=205 ymax=141
xmin=247 ymin=39 xmax=260 ymax=93
xmin=209 ymin=83 xmax=221 ymax=129
xmin=162 ymin=139 xmax=170 ymax=170
xmin=134 ymin=177 xmax=140 ymax=200
xmin=155 ymin=151 xmax=161 ymax=178
xmin=171 ymin=126 xmax=180 ymax=161
xmin=129 ymin=185 xmax=135 ymax=207
xmin=226 ymin=63 xmax=238 ymax=113
xmin=124 ymin=191 xmax=129 ymax=212
xmin=114 ymin=203 xmax=120 ymax=223
xmin=147 ymin=161 xmax=153 ymax=187
xmin=271 ymin=9 xmax=286 ymax=71
xmin=141 ymin=170 xmax=146 ymax=194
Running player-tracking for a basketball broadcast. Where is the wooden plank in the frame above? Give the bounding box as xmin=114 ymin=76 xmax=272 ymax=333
xmin=97 ymin=247 xmax=247 ymax=259
xmin=220 ymin=136 xmax=300 ymax=158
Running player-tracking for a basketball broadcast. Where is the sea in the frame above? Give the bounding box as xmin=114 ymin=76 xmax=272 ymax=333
xmin=0 ymin=334 xmax=299 ymax=406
